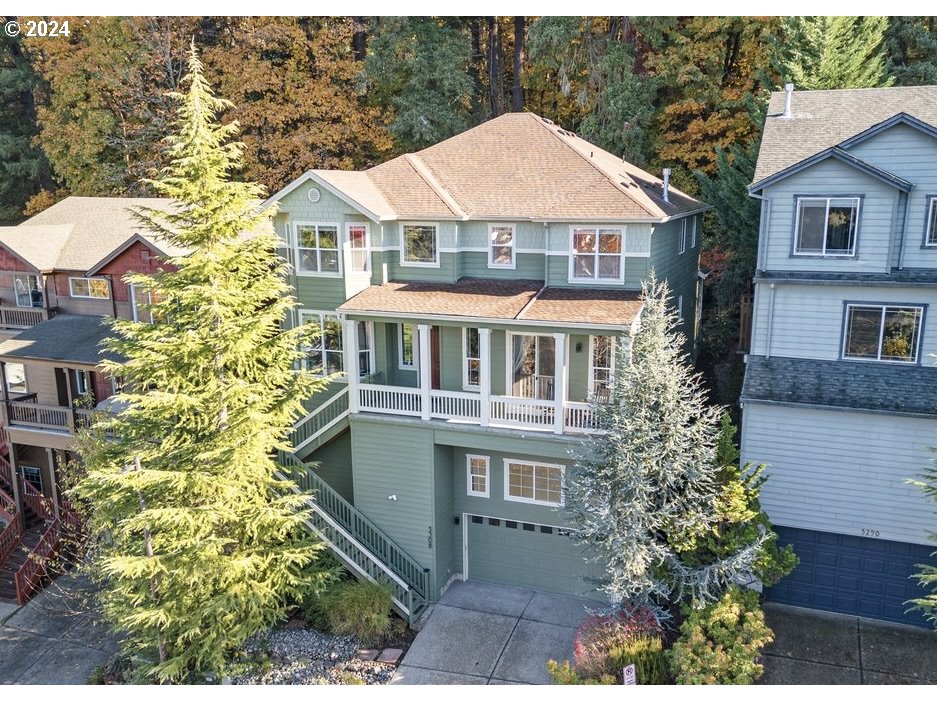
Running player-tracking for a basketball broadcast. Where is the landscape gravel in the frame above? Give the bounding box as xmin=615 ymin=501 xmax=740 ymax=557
xmin=234 ymin=627 xmax=397 ymax=685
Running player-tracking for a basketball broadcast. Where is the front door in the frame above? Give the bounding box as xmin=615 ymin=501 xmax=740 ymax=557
xmin=430 ymin=326 xmax=441 ymax=389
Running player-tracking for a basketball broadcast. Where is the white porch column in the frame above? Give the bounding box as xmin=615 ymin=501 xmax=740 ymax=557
xmin=553 ymin=332 xmax=568 ymax=435
xmin=479 ymin=328 xmax=491 ymax=427
xmin=342 ymin=319 xmax=360 ymax=413
xmin=418 ymin=324 xmax=431 ymax=421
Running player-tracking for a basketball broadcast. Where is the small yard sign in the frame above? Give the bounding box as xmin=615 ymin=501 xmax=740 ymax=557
xmin=622 ymin=664 xmax=637 ymax=685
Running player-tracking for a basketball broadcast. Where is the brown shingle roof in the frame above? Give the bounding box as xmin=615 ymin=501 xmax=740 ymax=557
xmin=753 ymin=85 xmax=937 ymax=185
xmin=340 ymin=278 xmax=542 ymax=320
xmin=519 ymin=287 xmax=643 ymax=327
xmin=339 ymin=278 xmax=643 ymax=329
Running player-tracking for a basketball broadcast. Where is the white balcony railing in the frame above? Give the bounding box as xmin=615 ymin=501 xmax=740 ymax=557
xmin=354 ymin=385 xmax=599 ymax=435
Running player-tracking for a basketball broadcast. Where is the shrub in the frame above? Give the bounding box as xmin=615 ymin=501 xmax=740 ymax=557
xmin=326 ymin=580 xmax=394 ymax=645
xmin=546 ymin=660 xmax=615 ymax=685
xmin=297 ymin=551 xmax=347 ymax=630
xmin=670 ymin=586 xmax=774 ymax=685
xmin=573 ymin=606 xmax=667 ymax=684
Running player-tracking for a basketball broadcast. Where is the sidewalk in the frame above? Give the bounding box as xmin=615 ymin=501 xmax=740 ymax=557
xmin=760 ymin=602 xmax=937 ymax=684
xmin=0 ymin=572 xmax=117 ymax=684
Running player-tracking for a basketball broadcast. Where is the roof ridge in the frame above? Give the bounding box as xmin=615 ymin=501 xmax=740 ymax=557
xmin=402 ymin=154 xmax=466 ymax=218
xmin=528 ymin=115 xmax=657 ymax=219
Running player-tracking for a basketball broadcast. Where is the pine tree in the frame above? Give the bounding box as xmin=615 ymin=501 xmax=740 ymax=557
xmin=907 ymin=455 xmax=937 ymax=626
xmin=72 ymin=43 xmax=328 ymax=681
xmin=566 ymin=275 xmax=767 ymax=619
xmin=886 ymin=17 xmax=937 ymax=86
xmin=782 ymin=17 xmax=894 ymax=90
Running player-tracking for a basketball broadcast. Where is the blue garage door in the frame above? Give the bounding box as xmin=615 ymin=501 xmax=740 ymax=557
xmin=766 ymin=527 xmax=937 ymax=627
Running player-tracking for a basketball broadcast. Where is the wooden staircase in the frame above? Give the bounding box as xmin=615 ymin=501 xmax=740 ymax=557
xmin=0 ymin=501 xmax=46 ymax=602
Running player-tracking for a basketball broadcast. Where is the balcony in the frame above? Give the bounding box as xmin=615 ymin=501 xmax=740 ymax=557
xmin=355 ymin=383 xmax=599 ymax=434
xmin=0 ymin=306 xmax=54 ymax=330
xmin=4 ymin=396 xmax=97 ymax=434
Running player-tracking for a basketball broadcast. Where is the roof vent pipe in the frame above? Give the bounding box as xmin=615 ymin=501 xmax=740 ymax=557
xmin=662 ymin=168 xmax=671 ymax=203
xmin=782 ymin=83 xmax=794 ymax=118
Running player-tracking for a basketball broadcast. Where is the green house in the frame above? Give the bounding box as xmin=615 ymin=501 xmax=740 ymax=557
xmin=266 ymin=112 xmax=707 ymax=621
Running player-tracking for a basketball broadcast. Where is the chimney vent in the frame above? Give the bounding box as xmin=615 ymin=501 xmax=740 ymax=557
xmin=662 ymin=168 xmax=671 ymax=203
xmin=783 ymin=83 xmax=794 ymax=118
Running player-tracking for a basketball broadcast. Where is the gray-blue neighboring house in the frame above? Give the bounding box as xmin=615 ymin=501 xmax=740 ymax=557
xmin=741 ymin=85 xmax=937 ymax=625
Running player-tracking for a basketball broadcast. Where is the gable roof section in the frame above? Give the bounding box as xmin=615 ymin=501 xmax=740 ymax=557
xmin=264 ymin=112 xmax=706 ymax=223
xmin=753 ymin=85 xmax=937 ymax=185
xmin=0 ymin=224 xmax=73 ymax=272
xmin=750 ymin=146 xmax=914 ymax=193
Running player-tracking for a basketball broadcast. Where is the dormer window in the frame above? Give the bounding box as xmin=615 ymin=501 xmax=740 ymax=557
xmin=925 ymin=196 xmax=937 ymax=247
xmin=794 ymin=197 xmax=860 ymax=256
xmin=570 ymin=226 xmax=624 ymax=282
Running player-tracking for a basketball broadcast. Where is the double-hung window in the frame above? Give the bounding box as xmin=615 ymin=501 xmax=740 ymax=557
xmin=589 ymin=336 xmax=615 ymax=402
xmin=348 ymin=224 xmax=370 ymax=272
xmin=463 ymin=327 xmax=481 ymax=389
xmin=842 ymin=304 xmax=923 ymax=363
xmin=398 ymin=323 xmax=416 ymax=370
xmin=402 ymin=224 xmax=439 ymax=266
xmin=20 ymin=466 xmax=42 ymax=492
xmin=300 ymin=311 xmax=344 ymax=376
xmin=69 ymin=277 xmax=110 ymax=299
xmin=295 ymin=223 xmax=340 ymax=274
xmin=570 ymin=227 xmax=623 ymax=281
xmin=925 ymin=197 xmax=937 ymax=247
xmin=13 ymin=274 xmax=43 ymax=308
xmin=488 ymin=224 xmax=515 ymax=268
xmin=794 ymin=197 xmax=860 ymax=256
xmin=466 ymin=455 xmax=490 ymax=497
xmin=505 ymin=460 xmax=564 ymax=506
xmin=689 ymin=217 xmax=697 ymax=249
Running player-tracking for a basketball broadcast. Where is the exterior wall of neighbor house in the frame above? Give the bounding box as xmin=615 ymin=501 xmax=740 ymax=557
xmin=846 ymin=123 xmax=937 ymax=269
xmin=759 ymin=160 xmax=897 ymax=274
xmin=96 ymin=240 xmax=175 ymax=320
xmin=49 ymin=271 xmax=117 ymax=316
xmin=649 ymin=215 xmax=701 ymax=352
xmin=741 ymin=402 xmax=934 ymax=546
xmin=750 ymin=283 xmax=937 ymax=360
xmin=0 ymin=249 xmax=39 ymax=310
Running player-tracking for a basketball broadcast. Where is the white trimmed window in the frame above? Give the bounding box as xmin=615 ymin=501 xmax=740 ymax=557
xmin=589 ymin=336 xmax=614 ymax=402
xmin=463 ymin=327 xmax=480 ymax=390
xmin=504 ymin=460 xmax=564 ymax=506
xmin=69 ymin=277 xmax=110 ymax=299
xmin=13 ymin=274 xmax=42 ymax=308
xmin=466 ymin=455 xmax=490 ymax=497
xmin=677 ymin=295 xmax=684 ymax=322
xmin=794 ymin=197 xmax=860 ymax=256
xmin=398 ymin=323 xmax=416 ymax=370
xmin=402 ymin=223 xmax=439 ymax=266
xmin=354 ymin=321 xmax=374 ymax=377
xmin=690 ymin=217 xmax=697 ymax=249
xmin=130 ymin=284 xmax=163 ymax=323
xmin=348 ymin=223 xmax=370 ymax=272
xmin=570 ymin=227 xmax=624 ymax=281
xmin=509 ymin=333 xmax=555 ymax=400
xmin=5 ymin=363 xmax=27 ymax=394
xmin=300 ymin=311 xmax=344 ymax=376
xmin=488 ymin=224 xmax=515 ymax=268
xmin=926 ymin=197 xmax=937 ymax=247
xmin=842 ymin=304 xmax=923 ymax=364
xmin=295 ymin=222 xmax=341 ymax=274
xmin=20 ymin=465 xmax=42 ymax=492
xmin=679 ymin=220 xmax=688 ymax=255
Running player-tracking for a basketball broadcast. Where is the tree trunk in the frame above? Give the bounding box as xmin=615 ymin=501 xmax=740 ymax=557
xmin=487 ymin=17 xmax=502 ymax=118
xmin=512 ymin=17 xmax=525 ymax=112
xmin=352 ymin=17 xmax=367 ymax=61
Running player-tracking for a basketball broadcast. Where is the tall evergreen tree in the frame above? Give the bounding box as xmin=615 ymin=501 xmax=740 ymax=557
xmin=0 ymin=28 xmax=52 ymax=222
xmin=886 ymin=17 xmax=937 ymax=86
xmin=362 ymin=16 xmax=475 ymax=151
xmin=782 ymin=16 xmax=894 ymax=90
xmin=566 ymin=275 xmax=767 ymax=618
xmin=73 ymin=44 xmax=328 ymax=681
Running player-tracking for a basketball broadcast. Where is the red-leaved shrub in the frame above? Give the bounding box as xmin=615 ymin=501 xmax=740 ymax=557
xmin=573 ymin=605 xmax=661 ymax=678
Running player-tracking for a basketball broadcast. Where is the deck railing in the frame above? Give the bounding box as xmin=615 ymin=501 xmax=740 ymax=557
xmin=0 ymin=306 xmax=53 ymax=329
xmin=291 ymin=388 xmax=350 ymax=453
xmin=0 ymin=510 xmax=22 ymax=566
xmin=14 ymin=518 xmax=62 ymax=604
xmin=19 ymin=477 xmax=54 ymax=522
xmin=0 ymin=454 xmax=12 ymax=492
xmin=5 ymin=399 xmax=100 ymax=434
xmin=352 ymin=385 xmax=598 ymax=434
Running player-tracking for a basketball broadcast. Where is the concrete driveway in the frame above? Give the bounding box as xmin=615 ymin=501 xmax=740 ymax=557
xmin=391 ymin=580 xmax=594 ymax=685
xmin=0 ymin=572 xmax=118 ymax=684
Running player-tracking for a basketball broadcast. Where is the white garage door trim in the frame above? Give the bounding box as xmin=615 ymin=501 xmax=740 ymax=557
xmin=461 ymin=511 xmax=569 ymax=581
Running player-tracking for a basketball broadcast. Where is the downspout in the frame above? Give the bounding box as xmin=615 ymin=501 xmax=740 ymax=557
xmin=542 ymin=222 xmax=549 ymax=283
xmin=897 ymin=190 xmax=912 ymax=270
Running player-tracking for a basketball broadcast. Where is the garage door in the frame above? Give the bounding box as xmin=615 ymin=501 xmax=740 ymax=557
xmin=765 ymin=527 xmax=937 ymax=627
xmin=465 ymin=514 xmax=604 ymax=599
